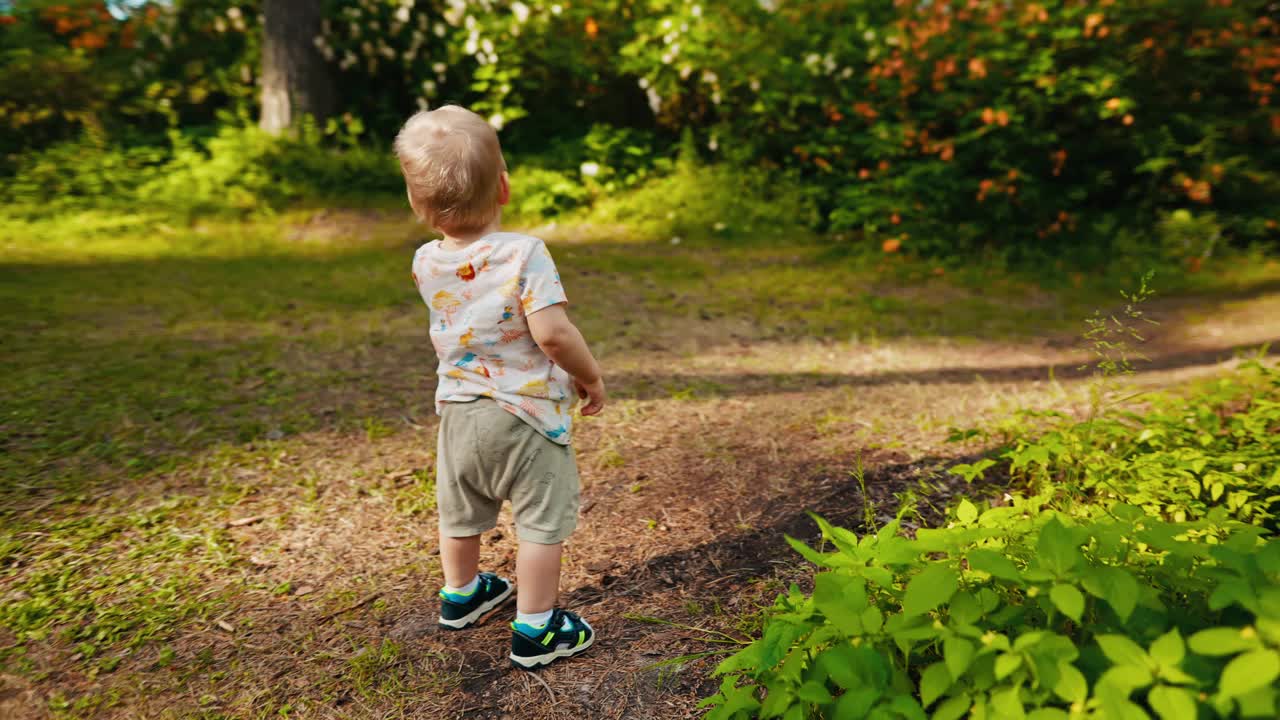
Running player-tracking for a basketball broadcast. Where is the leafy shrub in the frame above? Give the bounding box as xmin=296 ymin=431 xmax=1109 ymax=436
xmin=582 ymin=139 xmax=820 ymax=240
xmin=1 ymin=123 xmax=401 ymax=218
xmin=703 ymin=363 xmax=1280 ymax=720
xmin=994 ymin=363 xmax=1280 ymax=528
xmin=506 ymin=166 xmax=591 ymax=222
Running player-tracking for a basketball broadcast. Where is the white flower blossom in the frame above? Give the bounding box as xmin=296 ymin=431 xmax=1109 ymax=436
xmin=227 ymin=7 xmax=242 ymax=19
xmin=580 ymin=162 xmax=600 ymax=177
xmin=551 ymin=4 xmax=562 ymax=15
xmin=488 ymin=113 xmax=505 ymax=130
xmin=758 ymin=0 xmax=777 ymax=11
xmin=841 ymin=67 xmax=854 ymax=78
xmin=711 ymin=91 xmax=721 ymax=105
xmin=679 ymin=65 xmax=692 ymax=80
xmin=512 ymin=2 xmax=530 ymax=23
xmin=395 ymin=6 xmax=410 ymax=23
xmin=691 ymin=5 xmax=702 ymax=17
xmin=433 ymin=62 xmax=448 ymax=76
xmin=670 ymin=236 xmax=682 ymax=245
xmin=661 ymin=19 xmax=673 ymax=30
xmin=702 ymin=70 xmax=718 ymax=84
xmin=714 ymin=222 xmax=726 ymax=231
xmin=418 ymin=97 xmax=430 ymax=110
xmin=646 ymin=87 xmax=662 ymax=113
xmin=749 ymin=78 xmax=761 ymax=91
xmin=422 ymin=79 xmax=437 ymax=94
xmin=481 ymin=39 xmax=494 ymax=55
xmin=638 ymin=77 xmax=650 ymax=90
xmin=708 ymin=136 xmax=719 ymax=151
xmin=434 ymin=22 xmax=447 ymax=37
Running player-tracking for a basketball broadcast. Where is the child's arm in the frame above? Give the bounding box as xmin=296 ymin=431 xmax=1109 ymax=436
xmin=527 ymin=305 xmax=606 ymax=416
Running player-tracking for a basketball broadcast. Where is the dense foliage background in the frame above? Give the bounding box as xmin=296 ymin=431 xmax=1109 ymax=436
xmin=2 ymin=0 xmax=1279 ymax=262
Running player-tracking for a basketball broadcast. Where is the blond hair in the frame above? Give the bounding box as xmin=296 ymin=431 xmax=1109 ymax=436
xmin=393 ymin=105 xmax=506 ymax=235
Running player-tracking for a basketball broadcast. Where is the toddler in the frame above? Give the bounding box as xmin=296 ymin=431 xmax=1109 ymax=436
xmin=395 ymin=105 xmax=606 ymax=669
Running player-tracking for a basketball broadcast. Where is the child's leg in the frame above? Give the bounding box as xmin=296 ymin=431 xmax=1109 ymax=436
xmin=515 ymin=539 xmax=562 ymax=613
xmin=440 ymin=533 xmax=481 ymax=589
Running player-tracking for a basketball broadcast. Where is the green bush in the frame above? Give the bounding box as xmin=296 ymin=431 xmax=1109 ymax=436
xmin=704 ymin=363 xmax=1280 ymax=720
xmin=1 ymin=123 xmax=401 ymax=218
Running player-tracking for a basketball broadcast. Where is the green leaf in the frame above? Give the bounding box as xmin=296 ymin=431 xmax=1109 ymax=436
xmin=797 ymin=681 xmax=834 ymax=705
xmin=990 ymin=686 xmax=1026 ymax=720
xmin=786 ymin=535 xmax=830 ymax=567
xmin=967 ymin=549 xmax=1021 ymax=581
xmin=1026 ymin=710 xmax=1069 ymax=720
xmin=920 ymin=663 xmax=952 ymax=708
xmin=1037 ymin=517 xmax=1081 ymax=577
xmin=1053 ymin=663 xmax=1088 ymax=704
xmin=813 ymin=572 xmax=866 ymax=636
xmin=944 ymin=636 xmax=976 ymax=678
xmin=903 ymin=565 xmax=960 ymax=617
xmin=833 ymin=687 xmax=880 ymax=719
xmin=1097 ymin=634 xmax=1150 ymax=668
xmin=1188 ymin=627 xmax=1261 ymax=656
xmin=861 ymin=606 xmax=883 ymax=634
xmin=995 ymin=653 xmax=1024 ymax=680
xmin=1100 ymin=664 xmax=1154 ymax=693
xmin=1148 ymin=685 xmax=1197 ymax=720
xmin=931 ymin=694 xmax=970 ymax=720
xmin=1149 ymin=629 xmax=1185 ymax=668
xmin=1219 ymin=649 xmax=1280 ymax=699
xmin=1082 ymin=566 xmax=1140 ymax=622
xmin=1050 ymin=584 xmax=1084 ymax=622
xmin=957 ymin=500 xmax=978 ymax=524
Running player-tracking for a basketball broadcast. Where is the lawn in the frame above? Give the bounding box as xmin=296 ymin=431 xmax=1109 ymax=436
xmin=2 ymin=209 xmax=1279 ymax=718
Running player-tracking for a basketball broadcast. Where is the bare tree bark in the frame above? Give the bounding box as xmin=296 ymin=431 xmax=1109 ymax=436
xmin=259 ymin=0 xmax=335 ymax=134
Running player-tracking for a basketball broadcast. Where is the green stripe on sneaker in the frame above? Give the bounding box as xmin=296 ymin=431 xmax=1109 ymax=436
xmin=578 ymin=630 xmax=585 ymax=646
xmin=541 ymin=632 xmax=554 ymax=645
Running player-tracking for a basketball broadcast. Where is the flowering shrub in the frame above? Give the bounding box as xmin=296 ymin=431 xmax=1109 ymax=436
xmin=611 ymin=0 xmax=1280 ymax=256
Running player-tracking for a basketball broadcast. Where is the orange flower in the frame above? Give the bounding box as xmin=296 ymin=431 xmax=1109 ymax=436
xmin=981 ymin=107 xmax=995 ymax=124
xmin=890 ymin=213 xmax=901 ymax=225
xmin=584 ymin=18 xmax=599 ymax=39
xmin=1105 ymin=98 xmax=1122 ymax=111
xmin=1188 ymin=180 xmax=1212 ymax=203
xmin=1084 ymin=13 xmax=1104 ymax=37
xmin=813 ymin=157 xmax=832 ymax=171
xmin=1007 ymin=169 xmax=1019 ymax=181
xmin=940 ymin=144 xmax=955 ymax=161
xmin=878 ymin=160 xmax=890 ymax=172
xmin=968 ymin=57 xmax=988 ymax=78
xmin=931 ymin=267 xmax=946 ymax=277
xmin=858 ymin=168 xmax=871 ymax=179
xmin=995 ymin=109 xmax=1009 ymax=126
xmin=1122 ymin=114 xmax=1134 ymax=125
xmin=1051 ymin=149 xmax=1067 ymax=176
xmin=882 ymin=238 xmax=902 ymax=253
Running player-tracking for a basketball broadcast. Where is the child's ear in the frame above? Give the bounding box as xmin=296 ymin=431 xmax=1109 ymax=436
xmin=498 ymin=171 xmax=511 ymax=206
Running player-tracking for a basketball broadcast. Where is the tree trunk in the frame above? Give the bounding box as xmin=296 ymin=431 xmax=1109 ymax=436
xmin=259 ymin=0 xmax=335 ymax=134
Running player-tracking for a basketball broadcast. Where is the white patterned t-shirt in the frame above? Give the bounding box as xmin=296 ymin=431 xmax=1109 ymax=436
xmin=412 ymin=232 xmax=575 ymax=444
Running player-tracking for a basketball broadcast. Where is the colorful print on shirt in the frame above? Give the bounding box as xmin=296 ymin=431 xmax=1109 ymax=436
xmin=412 ymin=232 xmax=574 ymax=444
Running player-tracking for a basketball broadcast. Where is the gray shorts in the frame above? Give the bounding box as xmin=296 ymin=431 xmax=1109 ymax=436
xmin=436 ymin=398 xmax=580 ymax=544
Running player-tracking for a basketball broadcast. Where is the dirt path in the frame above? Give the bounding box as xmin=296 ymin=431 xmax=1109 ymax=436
xmin=4 ymin=228 xmax=1280 ymax=719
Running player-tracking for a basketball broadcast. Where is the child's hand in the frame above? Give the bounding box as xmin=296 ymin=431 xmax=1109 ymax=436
xmin=576 ymin=377 xmax=606 ymax=416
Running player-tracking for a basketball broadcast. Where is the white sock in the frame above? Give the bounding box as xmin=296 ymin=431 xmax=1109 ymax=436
xmin=516 ymin=609 xmax=554 ymax=629
xmin=444 ymin=575 xmax=479 ymax=597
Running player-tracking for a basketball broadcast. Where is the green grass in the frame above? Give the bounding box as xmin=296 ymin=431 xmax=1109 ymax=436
xmin=2 ymin=206 xmax=1279 ymax=714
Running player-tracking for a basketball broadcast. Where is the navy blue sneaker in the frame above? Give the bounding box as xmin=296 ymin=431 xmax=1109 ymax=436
xmin=510 ymin=609 xmax=594 ymax=669
xmin=438 ymin=572 xmax=513 ymax=630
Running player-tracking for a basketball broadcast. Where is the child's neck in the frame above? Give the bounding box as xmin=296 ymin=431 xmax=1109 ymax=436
xmin=440 ymin=217 xmax=502 ymax=252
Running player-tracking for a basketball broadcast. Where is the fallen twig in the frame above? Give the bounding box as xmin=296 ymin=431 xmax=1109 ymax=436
xmin=317 ymin=592 xmax=383 ymax=622
xmin=226 ymin=515 xmax=265 ymax=528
